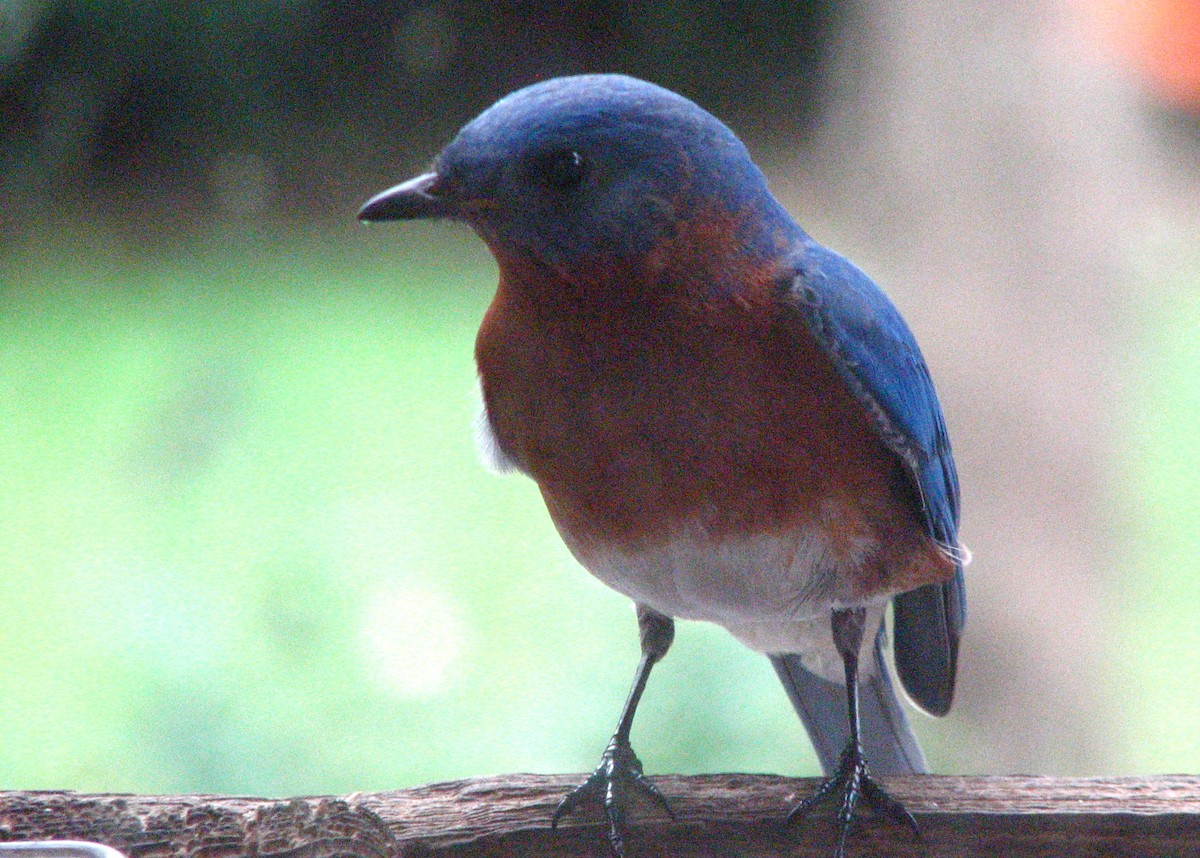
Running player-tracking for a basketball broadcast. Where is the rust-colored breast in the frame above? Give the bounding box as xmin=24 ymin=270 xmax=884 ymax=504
xmin=475 ymin=253 xmax=953 ymax=602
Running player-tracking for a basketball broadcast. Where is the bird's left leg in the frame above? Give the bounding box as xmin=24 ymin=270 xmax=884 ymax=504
xmin=787 ymin=606 xmax=921 ymax=858
xmin=552 ymin=604 xmax=676 ymax=857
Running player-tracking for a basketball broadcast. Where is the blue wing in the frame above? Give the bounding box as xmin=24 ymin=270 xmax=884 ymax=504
xmin=786 ymin=240 xmax=966 ymax=716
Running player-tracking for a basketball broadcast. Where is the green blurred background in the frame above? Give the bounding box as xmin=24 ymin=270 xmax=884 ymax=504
xmin=2 ymin=0 xmax=1199 ymax=796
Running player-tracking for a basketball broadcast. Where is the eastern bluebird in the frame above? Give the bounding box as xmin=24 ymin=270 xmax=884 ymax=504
xmin=359 ymin=74 xmax=967 ymax=858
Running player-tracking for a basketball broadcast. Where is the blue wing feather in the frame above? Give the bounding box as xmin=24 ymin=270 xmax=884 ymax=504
xmin=787 ymin=240 xmax=966 ymax=715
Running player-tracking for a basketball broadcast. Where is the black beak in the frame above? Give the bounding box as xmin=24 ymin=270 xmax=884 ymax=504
xmin=358 ymin=172 xmax=448 ymax=222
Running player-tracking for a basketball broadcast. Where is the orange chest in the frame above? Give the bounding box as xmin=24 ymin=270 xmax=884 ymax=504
xmin=474 ymin=281 xmax=913 ymax=553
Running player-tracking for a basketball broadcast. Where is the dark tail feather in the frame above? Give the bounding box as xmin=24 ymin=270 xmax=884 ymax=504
xmin=769 ymin=630 xmax=928 ymax=776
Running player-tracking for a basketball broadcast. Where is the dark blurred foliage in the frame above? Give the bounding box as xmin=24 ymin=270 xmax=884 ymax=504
xmin=0 ymin=0 xmax=833 ymax=229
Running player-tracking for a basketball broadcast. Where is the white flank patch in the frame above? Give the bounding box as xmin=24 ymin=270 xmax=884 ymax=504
xmin=473 ymin=380 xmax=524 ymax=474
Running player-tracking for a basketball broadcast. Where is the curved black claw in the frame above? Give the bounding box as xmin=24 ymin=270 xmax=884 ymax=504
xmin=788 ymin=742 xmax=921 ymax=858
xmin=552 ymin=736 xmax=674 ymax=857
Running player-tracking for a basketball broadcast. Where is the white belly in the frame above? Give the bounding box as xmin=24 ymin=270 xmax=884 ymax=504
xmin=560 ymin=521 xmax=887 ymax=683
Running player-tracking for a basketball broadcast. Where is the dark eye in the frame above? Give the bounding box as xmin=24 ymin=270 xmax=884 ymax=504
xmin=535 ymin=149 xmax=588 ymax=190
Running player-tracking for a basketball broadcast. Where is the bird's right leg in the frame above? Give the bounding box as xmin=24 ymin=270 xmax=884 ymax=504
xmin=552 ymin=604 xmax=676 ymax=857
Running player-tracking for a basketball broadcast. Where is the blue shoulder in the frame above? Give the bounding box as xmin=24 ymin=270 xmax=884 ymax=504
xmin=786 ymin=240 xmax=966 ymax=714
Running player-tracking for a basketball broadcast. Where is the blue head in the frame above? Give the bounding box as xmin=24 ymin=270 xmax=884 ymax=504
xmin=360 ymin=75 xmax=798 ymax=285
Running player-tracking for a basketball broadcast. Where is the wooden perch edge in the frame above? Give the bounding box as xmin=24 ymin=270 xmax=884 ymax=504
xmin=1 ymin=774 xmax=1197 ymax=858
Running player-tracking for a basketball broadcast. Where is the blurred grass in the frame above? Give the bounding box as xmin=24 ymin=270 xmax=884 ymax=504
xmin=1113 ymin=246 xmax=1200 ymax=773
xmin=0 ymin=222 xmax=827 ymax=795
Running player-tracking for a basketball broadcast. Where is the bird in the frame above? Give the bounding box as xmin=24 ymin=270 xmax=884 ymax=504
xmin=359 ymin=73 xmax=967 ymax=858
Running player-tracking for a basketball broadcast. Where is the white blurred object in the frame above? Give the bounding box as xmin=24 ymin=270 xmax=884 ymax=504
xmin=0 ymin=842 xmax=127 ymax=858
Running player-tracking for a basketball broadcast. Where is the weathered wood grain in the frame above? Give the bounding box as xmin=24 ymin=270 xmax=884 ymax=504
xmin=2 ymin=775 xmax=1197 ymax=857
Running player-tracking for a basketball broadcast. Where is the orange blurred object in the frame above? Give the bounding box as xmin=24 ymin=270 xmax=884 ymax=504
xmin=1082 ymin=0 xmax=1200 ymax=108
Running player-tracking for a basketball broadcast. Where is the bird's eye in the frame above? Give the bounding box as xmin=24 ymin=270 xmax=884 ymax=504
xmin=536 ymin=149 xmax=588 ymax=190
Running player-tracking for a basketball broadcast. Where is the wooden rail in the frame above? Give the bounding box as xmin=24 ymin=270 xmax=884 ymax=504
xmin=1 ymin=774 xmax=1197 ymax=857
